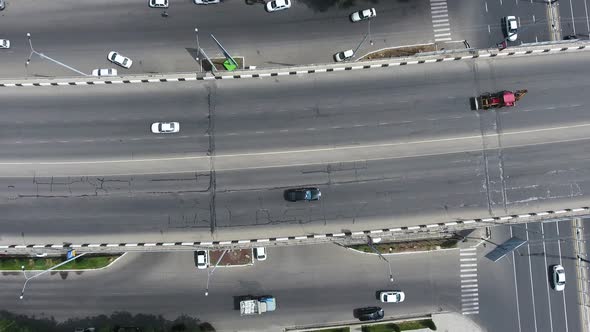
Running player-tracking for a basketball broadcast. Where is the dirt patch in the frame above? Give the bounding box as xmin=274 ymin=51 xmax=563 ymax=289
xmin=349 ymin=237 xmax=460 ymax=254
xmin=360 ymin=45 xmax=438 ymax=61
xmin=209 ymin=249 xmax=252 ymax=266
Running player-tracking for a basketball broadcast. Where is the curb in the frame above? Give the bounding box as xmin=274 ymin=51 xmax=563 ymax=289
xmin=1 ymin=42 xmax=588 ymax=88
xmin=1 ymin=207 xmax=588 ymax=253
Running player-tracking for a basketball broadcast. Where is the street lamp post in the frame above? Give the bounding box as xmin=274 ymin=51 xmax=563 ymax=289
xmin=195 ymin=28 xmax=202 ymax=72
xmin=20 ymin=252 xmax=87 ymax=299
xmin=25 ymin=33 xmax=88 ymax=76
xmin=366 ymin=236 xmax=394 ymax=282
xmin=204 ymin=249 xmax=228 ymax=296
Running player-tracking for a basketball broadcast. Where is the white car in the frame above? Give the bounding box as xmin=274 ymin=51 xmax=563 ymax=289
xmin=151 ymin=122 xmax=180 ymax=133
xmin=503 ymin=16 xmax=518 ymax=41
xmin=91 ymin=68 xmax=118 ymax=77
xmin=266 ymin=0 xmax=290 ymax=12
xmin=149 ymin=0 xmax=168 ymax=8
xmin=0 ymin=39 xmax=10 ymax=49
xmin=350 ymin=8 xmax=376 ymax=22
xmin=254 ymin=247 xmax=267 ymax=261
xmin=552 ymin=264 xmax=565 ymax=291
xmin=196 ymin=250 xmax=208 ymax=270
xmin=194 ymin=0 xmax=220 ymax=4
xmin=334 ymin=49 xmax=354 ymax=62
xmin=108 ymin=51 xmax=132 ymax=69
xmin=380 ymin=290 xmax=405 ymax=303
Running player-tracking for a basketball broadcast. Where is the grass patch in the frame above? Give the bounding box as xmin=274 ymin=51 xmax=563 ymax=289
xmin=362 ymin=319 xmax=437 ymax=332
xmin=350 ymin=237 xmax=459 ymax=254
xmin=0 ymin=254 xmax=120 ymax=271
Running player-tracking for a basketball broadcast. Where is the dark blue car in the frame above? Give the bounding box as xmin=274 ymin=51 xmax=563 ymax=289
xmin=284 ymin=188 xmax=321 ymax=202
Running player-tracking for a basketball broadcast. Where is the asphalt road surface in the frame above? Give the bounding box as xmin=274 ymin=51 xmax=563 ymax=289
xmin=476 ymin=219 xmax=585 ymax=332
xmin=1 ymin=51 xmax=590 ymax=245
xmin=0 ymin=244 xmax=461 ymax=331
xmin=0 ymin=0 xmax=436 ymax=78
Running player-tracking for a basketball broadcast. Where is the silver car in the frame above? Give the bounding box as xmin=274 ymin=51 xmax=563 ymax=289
xmin=91 ymin=68 xmax=118 ymax=77
xmin=194 ymin=0 xmax=220 ymax=4
xmin=379 ymin=290 xmax=405 ymax=303
xmin=108 ymin=51 xmax=133 ymax=69
xmin=552 ymin=264 xmax=565 ymax=291
xmin=149 ymin=0 xmax=168 ymax=8
xmin=151 ymin=122 xmax=180 ymax=134
xmin=350 ymin=8 xmax=376 ymax=22
xmin=0 ymin=0 xmax=5 ymax=11
xmin=0 ymin=39 xmax=9 ymax=49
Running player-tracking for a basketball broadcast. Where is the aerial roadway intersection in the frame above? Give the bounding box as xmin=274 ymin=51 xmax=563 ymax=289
xmin=0 ymin=0 xmax=589 ymax=331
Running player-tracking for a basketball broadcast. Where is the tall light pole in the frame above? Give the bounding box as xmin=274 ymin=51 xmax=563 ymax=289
xmin=25 ymin=33 xmax=88 ymax=76
xmin=20 ymin=252 xmax=87 ymax=299
xmin=205 ymin=249 xmax=228 ymax=296
xmin=367 ymin=236 xmax=394 ymax=282
xmin=195 ymin=28 xmax=202 ymax=72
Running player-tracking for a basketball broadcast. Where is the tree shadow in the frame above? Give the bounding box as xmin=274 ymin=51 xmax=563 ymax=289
xmin=0 ymin=310 xmax=215 ymax=332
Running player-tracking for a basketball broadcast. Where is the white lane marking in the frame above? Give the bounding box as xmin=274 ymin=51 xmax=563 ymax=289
xmin=433 ymin=19 xmax=450 ymax=23
xmin=524 ymin=223 xmax=539 ymax=332
xmin=462 ymin=279 xmax=478 ymax=283
xmin=460 ymin=258 xmax=477 ymax=262
xmin=433 ymin=23 xmax=451 ymax=28
xmin=462 ymin=288 xmax=479 ymax=293
xmin=570 ymin=0 xmax=577 ymax=34
xmin=460 ymin=248 xmax=479 ymax=315
xmin=434 ymin=27 xmax=451 ymax=32
xmin=461 ymin=284 xmax=478 ymax=288
xmin=511 ymin=226 xmax=523 ymax=332
xmin=432 ymin=14 xmax=449 ymax=18
xmin=541 ymin=222 xmax=555 ymax=332
xmin=585 ymin=0 xmax=590 ymax=34
xmin=485 ymin=1 xmax=488 ymax=12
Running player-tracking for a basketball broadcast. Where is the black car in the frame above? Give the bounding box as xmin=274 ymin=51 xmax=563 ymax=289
xmin=354 ymin=306 xmax=384 ymax=321
xmin=284 ymin=188 xmax=321 ymax=202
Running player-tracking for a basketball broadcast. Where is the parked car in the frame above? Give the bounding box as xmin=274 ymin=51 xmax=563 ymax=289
xmin=149 ymin=0 xmax=168 ymax=8
xmin=0 ymin=0 xmax=5 ymax=11
xmin=552 ymin=264 xmax=565 ymax=291
xmin=0 ymin=39 xmax=9 ymax=49
xmin=284 ymin=188 xmax=321 ymax=202
xmin=334 ymin=49 xmax=354 ymax=62
xmin=108 ymin=51 xmax=132 ymax=69
xmin=350 ymin=8 xmax=376 ymax=22
xmin=194 ymin=0 xmax=220 ymax=4
xmin=379 ymin=290 xmax=405 ymax=303
xmin=254 ymin=247 xmax=267 ymax=261
xmin=355 ymin=306 xmax=384 ymax=321
xmin=196 ymin=250 xmax=208 ymax=269
xmin=151 ymin=122 xmax=180 ymax=134
xmin=502 ymin=16 xmax=518 ymax=41
xmin=266 ymin=0 xmax=291 ymax=12
xmin=92 ymin=68 xmax=118 ymax=77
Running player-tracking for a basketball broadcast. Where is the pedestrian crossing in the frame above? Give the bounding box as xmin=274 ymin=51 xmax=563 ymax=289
xmin=459 ymin=247 xmax=479 ymax=315
xmin=430 ymin=0 xmax=452 ymax=42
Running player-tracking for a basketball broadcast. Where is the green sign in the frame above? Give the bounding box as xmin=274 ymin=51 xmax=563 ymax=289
xmin=223 ymin=59 xmax=237 ymax=71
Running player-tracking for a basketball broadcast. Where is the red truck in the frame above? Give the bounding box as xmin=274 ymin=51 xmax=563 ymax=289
xmin=473 ymin=89 xmax=527 ymax=110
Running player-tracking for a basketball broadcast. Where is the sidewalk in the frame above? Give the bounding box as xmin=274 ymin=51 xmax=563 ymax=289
xmin=287 ymin=312 xmax=483 ymax=332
